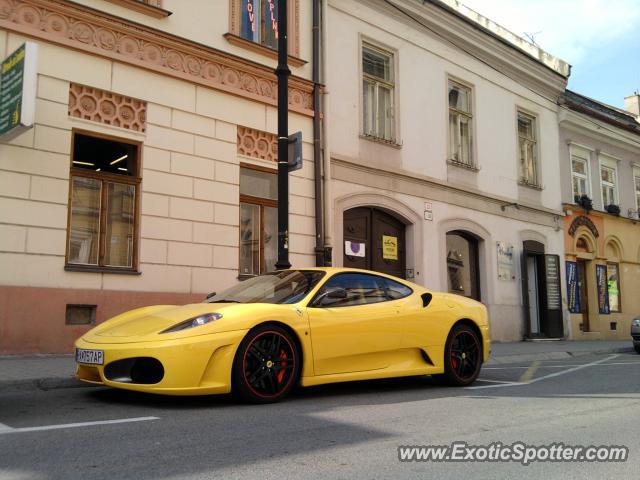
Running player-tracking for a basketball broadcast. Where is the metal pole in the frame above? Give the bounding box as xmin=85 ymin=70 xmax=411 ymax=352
xmin=275 ymin=0 xmax=291 ymax=270
xmin=312 ymin=0 xmax=324 ymax=267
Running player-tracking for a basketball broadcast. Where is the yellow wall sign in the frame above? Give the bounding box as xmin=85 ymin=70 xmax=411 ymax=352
xmin=382 ymin=235 xmax=398 ymax=260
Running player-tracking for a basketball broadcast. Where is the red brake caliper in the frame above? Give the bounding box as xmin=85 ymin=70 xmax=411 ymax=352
xmin=277 ymin=350 xmax=287 ymax=384
xmin=451 ymin=338 xmax=459 ymax=369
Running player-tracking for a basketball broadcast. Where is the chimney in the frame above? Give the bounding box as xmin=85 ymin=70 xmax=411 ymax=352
xmin=625 ymin=93 xmax=640 ymax=117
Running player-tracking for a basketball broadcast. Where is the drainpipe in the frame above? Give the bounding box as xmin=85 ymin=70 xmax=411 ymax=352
xmin=312 ymin=0 xmax=325 ymax=266
xmin=320 ymin=0 xmax=333 ymax=265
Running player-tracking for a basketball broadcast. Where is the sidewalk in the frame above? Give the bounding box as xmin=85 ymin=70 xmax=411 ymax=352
xmin=0 ymin=340 xmax=635 ymax=393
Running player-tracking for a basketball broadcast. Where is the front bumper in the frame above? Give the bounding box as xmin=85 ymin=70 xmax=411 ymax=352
xmin=75 ymin=329 xmax=247 ymax=396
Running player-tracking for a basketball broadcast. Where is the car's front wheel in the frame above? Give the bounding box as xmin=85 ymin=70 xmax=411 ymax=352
xmin=439 ymin=324 xmax=482 ymax=386
xmin=232 ymin=324 xmax=300 ymax=403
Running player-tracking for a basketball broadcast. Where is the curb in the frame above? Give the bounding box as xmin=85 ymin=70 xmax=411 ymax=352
xmin=487 ymin=346 xmax=635 ymax=365
xmin=0 ymin=377 xmax=98 ymax=394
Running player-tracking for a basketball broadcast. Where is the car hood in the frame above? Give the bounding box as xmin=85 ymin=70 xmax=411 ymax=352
xmin=81 ymin=303 xmax=245 ymax=344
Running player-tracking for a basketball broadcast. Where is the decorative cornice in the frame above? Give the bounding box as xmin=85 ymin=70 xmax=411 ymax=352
xmin=102 ymin=0 xmax=171 ymax=19
xmin=331 ymin=156 xmax=563 ymax=228
xmin=69 ymin=83 xmax=146 ymax=132
xmin=237 ymin=126 xmax=277 ymax=162
xmin=0 ymin=0 xmax=314 ymax=116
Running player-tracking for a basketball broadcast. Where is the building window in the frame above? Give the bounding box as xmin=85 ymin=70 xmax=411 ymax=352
xmin=240 ymin=0 xmax=280 ymax=49
xmin=66 ymin=131 xmax=140 ymax=271
xmin=600 ymin=156 xmax=618 ymax=208
xmin=517 ymin=111 xmax=539 ymax=186
xmin=634 ymin=168 xmax=640 ymax=214
xmin=607 ymin=262 xmax=621 ymax=313
xmin=239 ymin=166 xmax=277 ymax=276
xmin=570 ymin=147 xmax=590 ymax=201
xmin=362 ymin=43 xmax=395 ymax=142
xmin=448 ymin=80 xmax=473 ymax=166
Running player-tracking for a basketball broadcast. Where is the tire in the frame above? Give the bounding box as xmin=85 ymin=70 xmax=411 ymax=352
xmin=439 ymin=324 xmax=482 ymax=386
xmin=634 ymin=344 xmax=640 ymax=355
xmin=232 ymin=324 xmax=300 ymax=404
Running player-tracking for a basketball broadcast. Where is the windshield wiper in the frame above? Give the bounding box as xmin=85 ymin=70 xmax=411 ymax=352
xmin=208 ymin=299 xmax=242 ymax=303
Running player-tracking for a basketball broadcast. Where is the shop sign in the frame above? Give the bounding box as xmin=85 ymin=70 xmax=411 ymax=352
xmin=596 ymin=264 xmax=610 ymax=314
xmin=0 ymin=42 xmax=38 ymax=140
xmin=545 ymin=255 xmax=561 ymax=311
xmin=566 ymin=261 xmax=580 ymax=314
xmin=496 ymin=241 xmax=515 ymax=281
xmin=382 ymin=235 xmax=398 ymax=260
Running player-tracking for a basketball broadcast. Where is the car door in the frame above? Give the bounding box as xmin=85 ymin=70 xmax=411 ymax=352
xmin=306 ymin=272 xmax=403 ymax=375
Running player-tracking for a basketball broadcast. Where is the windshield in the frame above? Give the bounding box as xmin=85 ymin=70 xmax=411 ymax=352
xmin=205 ymin=270 xmax=326 ymax=305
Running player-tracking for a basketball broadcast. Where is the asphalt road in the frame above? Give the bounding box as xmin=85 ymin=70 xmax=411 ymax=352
xmin=1 ymin=353 xmax=639 ymax=480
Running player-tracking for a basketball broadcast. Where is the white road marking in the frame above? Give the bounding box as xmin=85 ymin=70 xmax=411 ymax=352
xmin=0 ymin=416 xmax=159 ymax=435
xmin=467 ymin=354 xmax=619 ymax=390
xmin=483 ymin=360 xmax=640 ymax=370
xmin=475 ymin=379 xmax=514 ymax=384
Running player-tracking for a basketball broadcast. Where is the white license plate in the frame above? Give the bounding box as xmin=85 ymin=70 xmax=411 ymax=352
xmin=76 ymin=348 xmax=104 ymax=365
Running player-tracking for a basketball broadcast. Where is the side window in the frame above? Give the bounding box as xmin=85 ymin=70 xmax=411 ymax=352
xmin=313 ymin=273 xmax=388 ymax=308
xmin=384 ymin=278 xmax=413 ymax=300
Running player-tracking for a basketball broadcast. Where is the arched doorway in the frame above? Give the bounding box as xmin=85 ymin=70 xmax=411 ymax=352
xmin=343 ymin=207 xmax=406 ymax=278
xmin=446 ymin=230 xmax=481 ymax=301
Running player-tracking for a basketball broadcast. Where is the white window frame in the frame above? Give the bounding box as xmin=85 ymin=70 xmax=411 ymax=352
xmin=360 ymin=40 xmax=396 ymax=142
xmin=447 ymin=78 xmax=474 ymax=168
xmin=517 ymin=110 xmax=540 ymax=187
xmin=634 ymin=166 xmax=640 ymax=215
xmin=570 ymin=144 xmax=592 ymax=201
xmin=599 ymin=154 xmax=619 ymax=208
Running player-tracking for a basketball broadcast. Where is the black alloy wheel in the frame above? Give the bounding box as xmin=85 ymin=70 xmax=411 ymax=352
xmin=441 ymin=324 xmax=482 ymax=386
xmin=232 ymin=324 xmax=300 ymax=403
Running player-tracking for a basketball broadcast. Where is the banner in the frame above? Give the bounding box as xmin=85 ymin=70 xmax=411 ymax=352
xmin=565 ymin=261 xmax=580 ymax=314
xmin=596 ymin=264 xmax=610 ymax=315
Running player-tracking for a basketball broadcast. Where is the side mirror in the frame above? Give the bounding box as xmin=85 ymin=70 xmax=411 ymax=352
xmin=206 ymin=292 xmax=216 ymax=300
xmin=326 ymin=287 xmax=348 ymax=299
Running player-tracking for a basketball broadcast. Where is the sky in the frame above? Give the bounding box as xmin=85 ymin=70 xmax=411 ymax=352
xmin=461 ymin=0 xmax=640 ymax=109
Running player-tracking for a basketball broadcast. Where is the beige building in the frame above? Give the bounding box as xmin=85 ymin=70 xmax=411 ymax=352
xmin=0 ymin=0 xmax=318 ymax=353
xmin=559 ymin=90 xmax=640 ymax=339
xmin=322 ymin=0 xmax=571 ymax=341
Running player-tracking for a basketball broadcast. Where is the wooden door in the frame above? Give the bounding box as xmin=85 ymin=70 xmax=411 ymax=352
xmin=343 ymin=207 xmax=406 ymax=278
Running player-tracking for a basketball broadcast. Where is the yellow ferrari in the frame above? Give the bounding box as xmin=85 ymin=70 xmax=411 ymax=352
xmin=75 ymin=268 xmax=490 ymax=403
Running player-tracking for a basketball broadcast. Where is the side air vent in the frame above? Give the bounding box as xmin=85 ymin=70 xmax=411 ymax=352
xmin=421 ymin=293 xmax=433 ymax=308
xmin=420 ymin=349 xmax=434 ymax=365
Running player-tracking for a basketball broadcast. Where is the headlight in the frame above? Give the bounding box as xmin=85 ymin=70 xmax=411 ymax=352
xmin=161 ymin=313 xmax=223 ymax=334
xmin=632 ymin=319 xmax=640 ymax=327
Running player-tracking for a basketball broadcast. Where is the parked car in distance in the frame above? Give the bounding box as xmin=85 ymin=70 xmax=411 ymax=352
xmin=632 ymin=317 xmax=640 ymax=354
xmin=75 ymin=267 xmax=490 ymax=403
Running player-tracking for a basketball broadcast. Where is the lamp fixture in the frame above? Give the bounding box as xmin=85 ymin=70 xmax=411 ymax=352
xmin=110 ymin=154 xmax=128 ymax=165
xmin=72 ymin=160 xmax=94 ymax=166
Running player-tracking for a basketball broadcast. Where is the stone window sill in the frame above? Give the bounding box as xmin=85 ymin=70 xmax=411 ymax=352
xmin=359 ymin=134 xmax=402 ymax=149
xmin=223 ymin=33 xmax=307 ymax=68
xmin=447 ymin=159 xmax=480 ymax=172
xmin=65 ymin=265 xmax=141 ymax=275
xmin=518 ymin=180 xmax=544 ymax=191
xmin=103 ymin=0 xmax=172 ymax=19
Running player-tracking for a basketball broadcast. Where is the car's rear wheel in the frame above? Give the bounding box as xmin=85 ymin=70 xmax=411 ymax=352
xmin=439 ymin=324 xmax=482 ymax=386
xmin=232 ymin=324 xmax=300 ymax=403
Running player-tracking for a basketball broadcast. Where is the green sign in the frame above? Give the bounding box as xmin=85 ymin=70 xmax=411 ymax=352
xmin=0 ymin=42 xmax=38 ymax=139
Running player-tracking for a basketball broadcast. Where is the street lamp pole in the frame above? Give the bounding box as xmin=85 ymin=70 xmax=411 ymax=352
xmin=275 ymin=0 xmax=291 ymax=270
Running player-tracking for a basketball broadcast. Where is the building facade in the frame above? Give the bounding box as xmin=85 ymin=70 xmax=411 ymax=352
xmin=558 ymin=90 xmax=640 ymax=340
xmin=0 ymin=0 xmax=318 ymax=353
xmin=323 ymin=0 xmax=571 ymax=341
